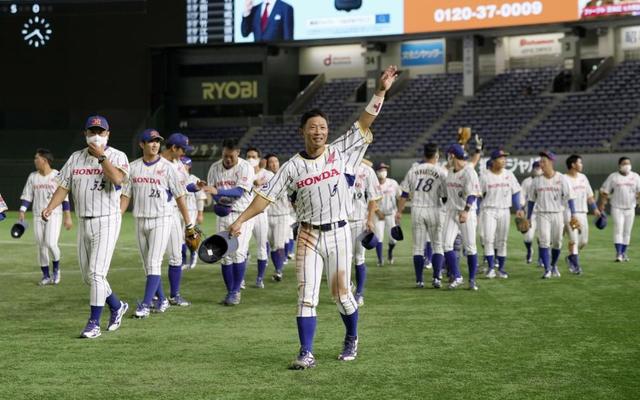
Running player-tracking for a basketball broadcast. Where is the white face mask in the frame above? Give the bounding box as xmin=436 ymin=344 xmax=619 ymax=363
xmin=377 ymin=170 xmax=387 ymax=179
xmin=620 ymin=164 xmax=631 ymax=174
xmin=86 ymin=134 xmax=108 ymax=147
xmin=533 ymin=169 xmax=542 ymax=177
xmin=247 ymin=158 xmax=259 ymax=168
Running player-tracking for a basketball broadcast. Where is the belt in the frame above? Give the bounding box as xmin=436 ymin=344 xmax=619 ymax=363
xmin=301 ymin=220 xmax=347 ymax=232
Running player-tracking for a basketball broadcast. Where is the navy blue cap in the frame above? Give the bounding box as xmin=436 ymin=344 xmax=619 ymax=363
xmin=447 ymin=144 xmax=467 ymax=160
xmin=166 ymin=133 xmax=194 ymax=152
xmin=139 ymin=129 xmax=164 ymax=143
xmin=375 ymin=162 xmax=390 ymax=171
xmin=532 ymin=161 xmax=541 ymax=169
xmin=85 ymin=115 xmax=109 ymax=130
xmin=490 ymin=149 xmax=510 ymax=160
xmin=181 ymin=156 xmax=192 ymax=166
xmin=539 ymin=150 xmax=556 ymax=162
xmin=486 ymin=159 xmax=493 ymax=169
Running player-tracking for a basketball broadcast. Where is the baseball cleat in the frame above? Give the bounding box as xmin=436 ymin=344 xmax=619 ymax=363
xmin=468 ymin=280 xmax=479 ymax=291
xmin=432 ymin=278 xmax=441 ymax=289
xmin=424 ymin=263 xmax=432 ymax=270
xmin=526 ymin=256 xmax=533 ymax=264
xmin=169 ymin=294 xmax=191 ymax=307
xmin=134 ymin=302 xmax=151 ymax=319
xmin=80 ymin=320 xmax=101 ymax=339
xmin=225 ymin=292 xmax=241 ymax=306
xmin=486 ymin=269 xmax=496 ymax=279
xmin=107 ymin=301 xmax=129 ymax=331
xmin=287 ymin=253 xmax=294 ymax=260
xmin=575 ymin=267 xmax=583 ymax=275
xmin=416 ymin=281 xmax=424 ymax=288
xmin=388 ymin=257 xmax=395 ymax=265
xmin=152 ymin=298 xmax=170 ymax=313
xmin=188 ymin=255 xmax=197 ymax=270
xmin=497 ymin=271 xmax=509 ymax=279
xmin=338 ymin=335 xmax=358 ymax=361
xmin=615 ymin=254 xmax=623 ymax=262
xmin=551 ymin=266 xmax=561 ymax=278
xmin=448 ymin=277 xmax=464 ymax=289
xmin=39 ymin=276 xmax=53 ymax=286
xmin=219 ymin=293 xmax=231 ymax=305
xmin=377 ymin=261 xmax=383 ymax=267
xmin=289 ymin=349 xmax=316 ymax=370
xmin=53 ymin=270 xmax=61 ymax=285
xmin=240 ymin=279 xmax=246 ymax=290
xmin=272 ymin=271 xmax=283 ymax=282
xmin=622 ymin=254 xmax=630 ymax=262
xmin=541 ymin=271 xmax=551 ymax=279
xmin=255 ymin=278 xmax=265 ymax=289
xmin=355 ymin=294 xmax=364 ymax=306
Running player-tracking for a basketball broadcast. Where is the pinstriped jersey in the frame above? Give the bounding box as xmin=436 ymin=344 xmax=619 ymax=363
xmin=207 ymin=158 xmax=255 ymax=212
xmin=400 ymin=162 xmax=448 ymax=208
xmin=480 ymin=169 xmax=521 ymax=209
xmin=377 ymin=178 xmax=400 ymax=215
xmin=253 ymin=168 xmax=275 ymax=214
xmin=528 ymin=172 xmax=574 ymax=213
xmin=600 ymin=171 xmax=640 ymax=209
xmin=185 ymin=174 xmax=207 ymax=213
xmin=165 ymin=157 xmax=189 ymax=208
xmin=445 ymin=164 xmax=481 ymax=211
xmin=565 ymin=173 xmax=594 ymax=213
xmin=256 ymin=122 xmax=372 ymax=225
xmin=350 ymin=163 xmax=381 ymax=221
xmin=21 ymin=170 xmax=68 ymax=215
xmin=56 ymin=147 xmax=129 ymax=217
xmin=122 ymin=157 xmax=186 ymax=218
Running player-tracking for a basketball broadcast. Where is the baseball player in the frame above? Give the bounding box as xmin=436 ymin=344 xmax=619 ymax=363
xmin=479 ymin=149 xmax=523 ymax=279
xmin=19 ymin=148 xmax=73 ymax=285
xmin=120 ymin=130 xmax=194 ymax=318
xmin=397 ymin=144 xmax=447 ymax=288
xmin=159 ymin=133 xmax=195 ymax=307
xmin=520 ymin=161 xmax=542 ymax=264
xmin=41 ymin=115 xmax=129 ymax=339
xmin=563 ymin=155 xmax=601 ymax=274
xmin=0 ymin=194 xmax=7 ymax=220
xmin=228 ymin=65 xmax=397 ymax=369
xmin=442 ymin=144 xmax=481 ymax=290
xmin=181 ymin=156 xmax=207 ymax=270
xmin=599 ymin=157 xmax=640 ymax=262
xmin=206 ymin=138 xmax=256 ymax=306
xmin=246 ymin=146 xmax=274 ymax=288
xmin=526 ymin=151 xmax=576 ymax=279
xmin=349 ymin=159 xmax=381 ymax=306
xmin=264 ymin=153 xmax=290 ymax=281
xmin=373 ymin=163 xmax=400 ymax=266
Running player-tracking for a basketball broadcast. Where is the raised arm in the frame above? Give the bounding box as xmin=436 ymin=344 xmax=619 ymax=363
xmin=357 ymin=65 xmax=398 ymax=132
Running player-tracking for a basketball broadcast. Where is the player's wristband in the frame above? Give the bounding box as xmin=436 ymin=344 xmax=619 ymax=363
xmin=589 ymin=202 xmax=597 ymax=211
xmin=186 ymin=223 xmax=194 ymax=230
xmin=365 ymin=94 xmax=384 ymax=116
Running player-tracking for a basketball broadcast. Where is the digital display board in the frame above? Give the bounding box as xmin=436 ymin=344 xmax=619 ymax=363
xmin=579 ymin=0 xmax=640 ymax=18
xmin=186 ymin=0 xmax=233 ymax=44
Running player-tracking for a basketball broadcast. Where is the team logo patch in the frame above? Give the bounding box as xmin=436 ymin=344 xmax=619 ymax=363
xmin=261 ymin=182 xmax=270 ymax=190
xmin=327 ymin=151 xmax=336 ymax=164
xmin=156 ymin=169 xmax=165 ymax=176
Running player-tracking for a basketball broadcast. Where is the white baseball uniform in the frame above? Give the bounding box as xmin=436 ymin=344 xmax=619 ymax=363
xmin=564 ymin=173 xmax=594 ymax=254
xmin=268 ymin=189 xmax=292 ymax=251
xmin=479 ymin=169 xmax=521 ymax=257
xmin=164 ymin=158 xmax=190 ymax=266
xmin=122 ymin=157 xmax=185 ymax=276
xmin=374 ymin=178 xmax=400 ymax=246
xmin=256 ymin=121 xmax=370 ymax=317
xmin=600 ymin=171 xmax=640 ymax=246
xmin=185 ymin=173 xmax=207 ymax=226
xmin=520 ymin=176 xmax=537 ymax=243
xmin=349 ymin=163 xmax=382 ymax=265
xmin=21 ymin=170 xmax=69 ymax=266
xmin=0 ymin=194 xmax=7 ymax=213
xmin=528 ymin=172 xmax=574 ymax=249
xmin=443 ymin=164 xmax=479 ymax=254
xmin=57 ymin=147 xmax=129 ymax=307
xmin=251 ymin=168 xmax=274 ymax=261
xmin=400 ymin=162 xmax=448 ymax=256
xmin=207 ymin=158 xmax=256 ymax=264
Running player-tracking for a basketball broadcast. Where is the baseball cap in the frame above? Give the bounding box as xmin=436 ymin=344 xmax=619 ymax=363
xmin=532 ymin=161 xmax=541 ymax=169
xmin=139 ymin=129 xmax=164 ymax=143
xmin=447 ymin=144 xmax=467 ymax=160
xmin=166 ymin=133 xmax=194 ymax=152
xmin=181 ymin=156 xmax=192 ymax=166
xmin=486 ymin=159 xmax=493 ymax=169
xmin=539 ymin=150 xmax=556 ymax=162
xmin=375 ymin=162 xmax=389 ymax=171
xmin=85 ymin=115 xmax=109 ymax=131
xmin=490 ymin=149 xmax=510 ymax=160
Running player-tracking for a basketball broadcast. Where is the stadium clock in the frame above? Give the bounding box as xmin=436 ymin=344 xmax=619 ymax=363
xmin=22 ymin=15 xmax=52 ymax=47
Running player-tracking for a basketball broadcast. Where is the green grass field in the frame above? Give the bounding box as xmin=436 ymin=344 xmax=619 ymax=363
xmin=1 ymin=211 xmax=639 ymax=399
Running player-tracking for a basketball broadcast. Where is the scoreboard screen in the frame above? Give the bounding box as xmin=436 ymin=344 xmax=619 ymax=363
xmin=186 ymin=0 xmax=233 ymax=44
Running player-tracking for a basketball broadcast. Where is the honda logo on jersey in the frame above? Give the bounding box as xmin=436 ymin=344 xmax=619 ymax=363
xmin=296 ymin=168 xmax=340 ymax=189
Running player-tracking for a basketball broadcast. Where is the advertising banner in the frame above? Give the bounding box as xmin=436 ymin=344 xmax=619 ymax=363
xmin=621 ymin=25 xmax=640 ymax=49
xmin=177 ymin=76 xmax=266 ymax=105
xmin=508 ymin=33 xmax=564 ymax=57
xmin=400 ymin=40 xmax=445 ymax=66
xmin=299 ymin=44 xmax=364 ymax=76
xmin=579 ymin=0 xmax=640 ymax=18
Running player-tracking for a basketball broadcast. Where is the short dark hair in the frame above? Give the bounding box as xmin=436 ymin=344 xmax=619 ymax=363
xmin=246 ymin=146 xmax=261 ymax=157
xmin=619 ymin=157 xmax=631 ymax=165
xmin=423 ymin=143 xmax=439 ymax=159
xmin=566 ymin=154 xmax=581 ymax=170
xmin=222 ymin=138 xmax=240 ymax=150
xmin=300 ymin=109 xmax=328 ymax=128
xmin=264 ymin=153 xmax=279 ymax=161
xmin=36 ymin=148 xmax=54 ymax=165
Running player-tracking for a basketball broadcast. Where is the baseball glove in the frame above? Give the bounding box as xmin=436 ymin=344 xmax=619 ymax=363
xmin=569 ymin=216 xmax=582 ymax=232
xmin=515 ymin=216 xmax=530 ymax=233
xmin=185 ymin=224 xmax=203 ymax=252
xmin=457 ymin=127 xmax=472 ymax=145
